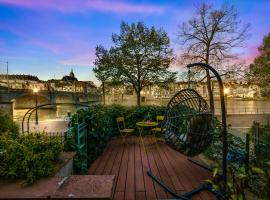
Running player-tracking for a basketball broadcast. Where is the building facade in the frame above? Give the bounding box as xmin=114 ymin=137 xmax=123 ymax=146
xmin=0 ymin=70 xmax=98 ymax=95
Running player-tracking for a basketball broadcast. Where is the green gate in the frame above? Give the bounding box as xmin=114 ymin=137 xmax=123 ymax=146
xmin=65 ymin=113 xmax=89 ymax=173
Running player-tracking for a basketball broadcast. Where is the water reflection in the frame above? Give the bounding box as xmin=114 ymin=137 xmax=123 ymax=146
xmin=13 ymin=98 xmax=270 ymax=134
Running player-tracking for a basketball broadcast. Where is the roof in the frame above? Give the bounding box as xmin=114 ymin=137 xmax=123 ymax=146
xmin=0 ymin=74 xmax=40 ymax=81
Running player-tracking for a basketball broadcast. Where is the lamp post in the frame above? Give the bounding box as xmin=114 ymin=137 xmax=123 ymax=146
xmin=33 ymin=87 xmax=39 ymax=125
xmin=224 ymin=88 xmax=230 ymax=115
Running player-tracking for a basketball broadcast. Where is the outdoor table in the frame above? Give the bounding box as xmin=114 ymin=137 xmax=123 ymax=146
xmin=136 ymin=121 xmax=158 ymax=151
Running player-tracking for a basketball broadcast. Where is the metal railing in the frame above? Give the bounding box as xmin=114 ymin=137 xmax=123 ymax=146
xmin=251 ymin=122 xmax=270 ymax=166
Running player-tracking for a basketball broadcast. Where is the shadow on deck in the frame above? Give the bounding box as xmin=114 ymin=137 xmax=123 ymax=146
xmin=88 ymin=136 xmax=215 ymax=200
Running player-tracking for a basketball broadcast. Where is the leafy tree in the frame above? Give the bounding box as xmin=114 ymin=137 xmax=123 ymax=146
xmin=94 ymin=22 xmax=177 ymax=105
xmin=93 ymin=45 xmax=112 ymax=105
xmin=248 ymin=33 xmax=270 ymax=96
xmin=178 ymin=3 xmax=249 ymax=112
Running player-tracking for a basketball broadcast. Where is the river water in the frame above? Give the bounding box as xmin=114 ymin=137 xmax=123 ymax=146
xmin=14 ymin=98 xmax=270 ymax=134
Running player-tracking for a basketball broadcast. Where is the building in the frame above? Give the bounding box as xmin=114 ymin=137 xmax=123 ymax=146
xmin=104 ymin=80 xmax=262 ymax=102
xmin=0 ymin=70 xmax=98 ymax=95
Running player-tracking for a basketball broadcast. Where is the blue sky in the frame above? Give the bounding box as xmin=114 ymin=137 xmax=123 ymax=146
xmin=0 ymin=0 xmax=269 ymax=85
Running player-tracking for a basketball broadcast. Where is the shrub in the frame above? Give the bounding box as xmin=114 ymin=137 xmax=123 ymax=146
xmin=204 ymin=117 xmax=245 ymax=162
xmin=0 ymin=134 xmax=63 ymax=184
xmin=0 ymin=109 xmax=19 ymax=138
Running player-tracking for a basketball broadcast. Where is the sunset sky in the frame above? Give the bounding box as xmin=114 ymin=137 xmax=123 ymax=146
xmin=0 ymin=0 xmax=269 ymax=85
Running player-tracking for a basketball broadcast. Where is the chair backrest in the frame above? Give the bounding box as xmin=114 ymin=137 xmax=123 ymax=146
xmin=116 ymin=117 xmax=125 ymax=130
xmin=156 ymin=115 xmax=164 ymax=123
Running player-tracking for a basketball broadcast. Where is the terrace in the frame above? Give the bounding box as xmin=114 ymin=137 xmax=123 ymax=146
xmin=88 ymin=136 xmax=215 ymax=200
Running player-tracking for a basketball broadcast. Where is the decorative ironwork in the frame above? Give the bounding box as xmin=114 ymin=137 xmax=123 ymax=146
xmin=163 ymin=88 xmax=213 ymax=156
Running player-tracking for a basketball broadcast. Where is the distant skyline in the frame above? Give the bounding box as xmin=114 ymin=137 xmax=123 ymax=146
xmin=0 ymin=0 xmax=270 ymax=85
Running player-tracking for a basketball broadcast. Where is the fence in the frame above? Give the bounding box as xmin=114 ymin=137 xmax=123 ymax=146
xmin=251 ymin=121 xmax=270 ymax=166
xmin=64 ymin=113 xmax=90 ymax=173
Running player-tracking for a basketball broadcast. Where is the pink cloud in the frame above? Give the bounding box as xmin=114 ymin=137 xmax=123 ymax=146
xmin=240 ymin=45 xmax=260 ymax=64
xmin=59 ymin=53 xmax=95 ymax=66
xmin=0 ymin=0 xmax=166 ymax=14
xmin=29 ymin=39 xmax=68 ymax=53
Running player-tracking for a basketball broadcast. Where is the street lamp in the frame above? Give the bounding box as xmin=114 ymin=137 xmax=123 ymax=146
xmin=224 ymin=88 xmax=230 ymax=115
xmin=33 ymin=87 xmax=39 ymax=125
xmin=224 ymin=88 xmax=230 ymax=96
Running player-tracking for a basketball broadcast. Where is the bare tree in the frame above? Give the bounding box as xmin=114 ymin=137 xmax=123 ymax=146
xmin=178 ymin=3 xmax=249 ymax=112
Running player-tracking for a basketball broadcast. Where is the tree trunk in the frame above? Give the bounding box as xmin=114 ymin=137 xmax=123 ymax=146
xmin=205 ymin=47 xmax=215 ymax=114
xmin=206 ymin=70 xmax=215 ymax=113
xmin=102 ymin=81 xmax=105 ymax=105
xmin=136 ymin=90 xmax=141 ymax=106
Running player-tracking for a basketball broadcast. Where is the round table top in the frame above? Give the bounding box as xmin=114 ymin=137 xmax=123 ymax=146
xmin=136 ymin=121 xmax=158 ymax=127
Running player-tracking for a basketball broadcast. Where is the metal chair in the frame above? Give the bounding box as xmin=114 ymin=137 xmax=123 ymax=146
xmin=116 ymin=117 xmax=135 ymax=144
xmin=152 ymin=115 xmax=165 ymax=135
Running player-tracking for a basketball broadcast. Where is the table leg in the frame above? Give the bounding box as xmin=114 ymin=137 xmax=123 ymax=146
xmin=138 ymin=126 xmax=147 ymax=152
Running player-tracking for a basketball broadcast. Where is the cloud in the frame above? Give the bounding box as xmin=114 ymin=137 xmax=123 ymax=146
xmin=240 ymin=44 xmax=260 ymax=64
xmin=59 ymin=53 xmax=95 ymax=67
xmin=0 ymin=0 xmax=166 ymax=14
xmin=29 ymin=39 xmax=68 ymax=53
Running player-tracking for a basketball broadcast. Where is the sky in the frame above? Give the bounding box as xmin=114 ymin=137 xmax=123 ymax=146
xmin=0 ymin=0 xmax=269 ymax=85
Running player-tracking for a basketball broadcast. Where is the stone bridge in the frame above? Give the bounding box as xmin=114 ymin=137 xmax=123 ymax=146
xmin=0 ymin=86 xmax=96 ymax=108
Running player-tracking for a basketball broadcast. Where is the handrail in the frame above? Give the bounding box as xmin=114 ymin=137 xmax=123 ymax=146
xmin=22 ymin=102 xmax=92 ymax=133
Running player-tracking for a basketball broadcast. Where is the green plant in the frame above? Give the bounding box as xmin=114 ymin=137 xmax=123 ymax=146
xmin=0 ymin=109 xmax=19 ymax=138
xmin=204 ymin=117 xmax=246 ymax=162
xmin=204 ymin=120 xmax=270 ymax=199
xmin=0 ymin=133 xmax=63 ymax=184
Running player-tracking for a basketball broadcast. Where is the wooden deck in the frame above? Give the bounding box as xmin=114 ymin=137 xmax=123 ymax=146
xmin=88 ymin=136 xmax=215 ymax=200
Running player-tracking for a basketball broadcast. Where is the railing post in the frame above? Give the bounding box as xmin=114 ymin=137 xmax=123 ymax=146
xmin=74 ymin=114 xmax=79 ymax=147
xmin=245 ymin=133 xmax=250 ymax=174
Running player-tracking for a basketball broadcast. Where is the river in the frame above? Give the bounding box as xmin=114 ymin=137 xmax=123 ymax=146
xmin=13 ymin=98 xmax=270 ymax=134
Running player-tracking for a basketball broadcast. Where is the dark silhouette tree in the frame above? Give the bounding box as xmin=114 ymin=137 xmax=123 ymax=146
xmin=94 ymin=22 xmax=177 ymax=105
xmin=178 ymin=3 xmax=249 ymax=112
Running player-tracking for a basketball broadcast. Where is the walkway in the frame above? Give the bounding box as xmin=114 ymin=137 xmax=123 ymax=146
xmin=88 ymin=136 xmax=215 ymax=200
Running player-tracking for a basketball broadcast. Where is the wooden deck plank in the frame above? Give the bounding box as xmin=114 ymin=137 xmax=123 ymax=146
xmin=140 ymin=138 xmax=157 ymax=200
xmin=103 ymin=140 xmax=119 ymax=175
xmin=135 ymin=191 xmax=146 ymax=200
xmin=149 ymin=138 xmax=175 ymax=199
xmin=111 ymin=140 xmax=125 ymax=199
xmin=165 ymin=145 xmax=215 ymax=200
xmin=94 ymin=139 xmax=116 ymax=175
xmin=88 ymin=136 xmax=213 ymax=200
xmin=125 ymin=140 xmax=135 ymax=200
xmin=115 ymin=142 xmax=130 ymax=192
xmin=88 ymin=139 xmax=115 ymax=174
xmin=162 ymin=143 xmax=204 ymax=200
xmin=113 ymin=191 xmax=124 ymax=200
xmin=134 ymin=139 xmax=145 ymax=192
xmin=155 ymin=140 xmax=185 ymax=192
xmin=145 ymin=137 xmax=168 ymax=199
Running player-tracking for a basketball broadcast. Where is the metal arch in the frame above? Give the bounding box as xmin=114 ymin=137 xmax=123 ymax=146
xmin=187 ymin=62 xmax=228 ymax=185
xmin=21 ymin=102 xmax=92 ymax=133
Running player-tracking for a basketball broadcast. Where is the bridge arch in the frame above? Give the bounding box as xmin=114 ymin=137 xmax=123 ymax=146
xmin=54 ymin=93 xmax=75 ymax=103
xmin=12 ymin=93 xmax=50 ymax=109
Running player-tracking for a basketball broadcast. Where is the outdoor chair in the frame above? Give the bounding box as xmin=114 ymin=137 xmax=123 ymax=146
xmin=151 ymin=115 xmax=166 ymax=144
xmin=151 ymin=115 xmax=165 ymax=135
xmin=116 ymin=117 xmax=135 ymax=144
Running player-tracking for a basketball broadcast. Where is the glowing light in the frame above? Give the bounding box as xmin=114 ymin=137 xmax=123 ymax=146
xmin=224 ymin=88 xmax=230 ymax=95
xmin=33 ymin=87 xmax=39 ymax=93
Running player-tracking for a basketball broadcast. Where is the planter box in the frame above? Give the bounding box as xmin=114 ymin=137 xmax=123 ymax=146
xmin=0 ymin=175 xmax=115 ymax=199
xmin=55 ymin=152 xmax=76 ymax=177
